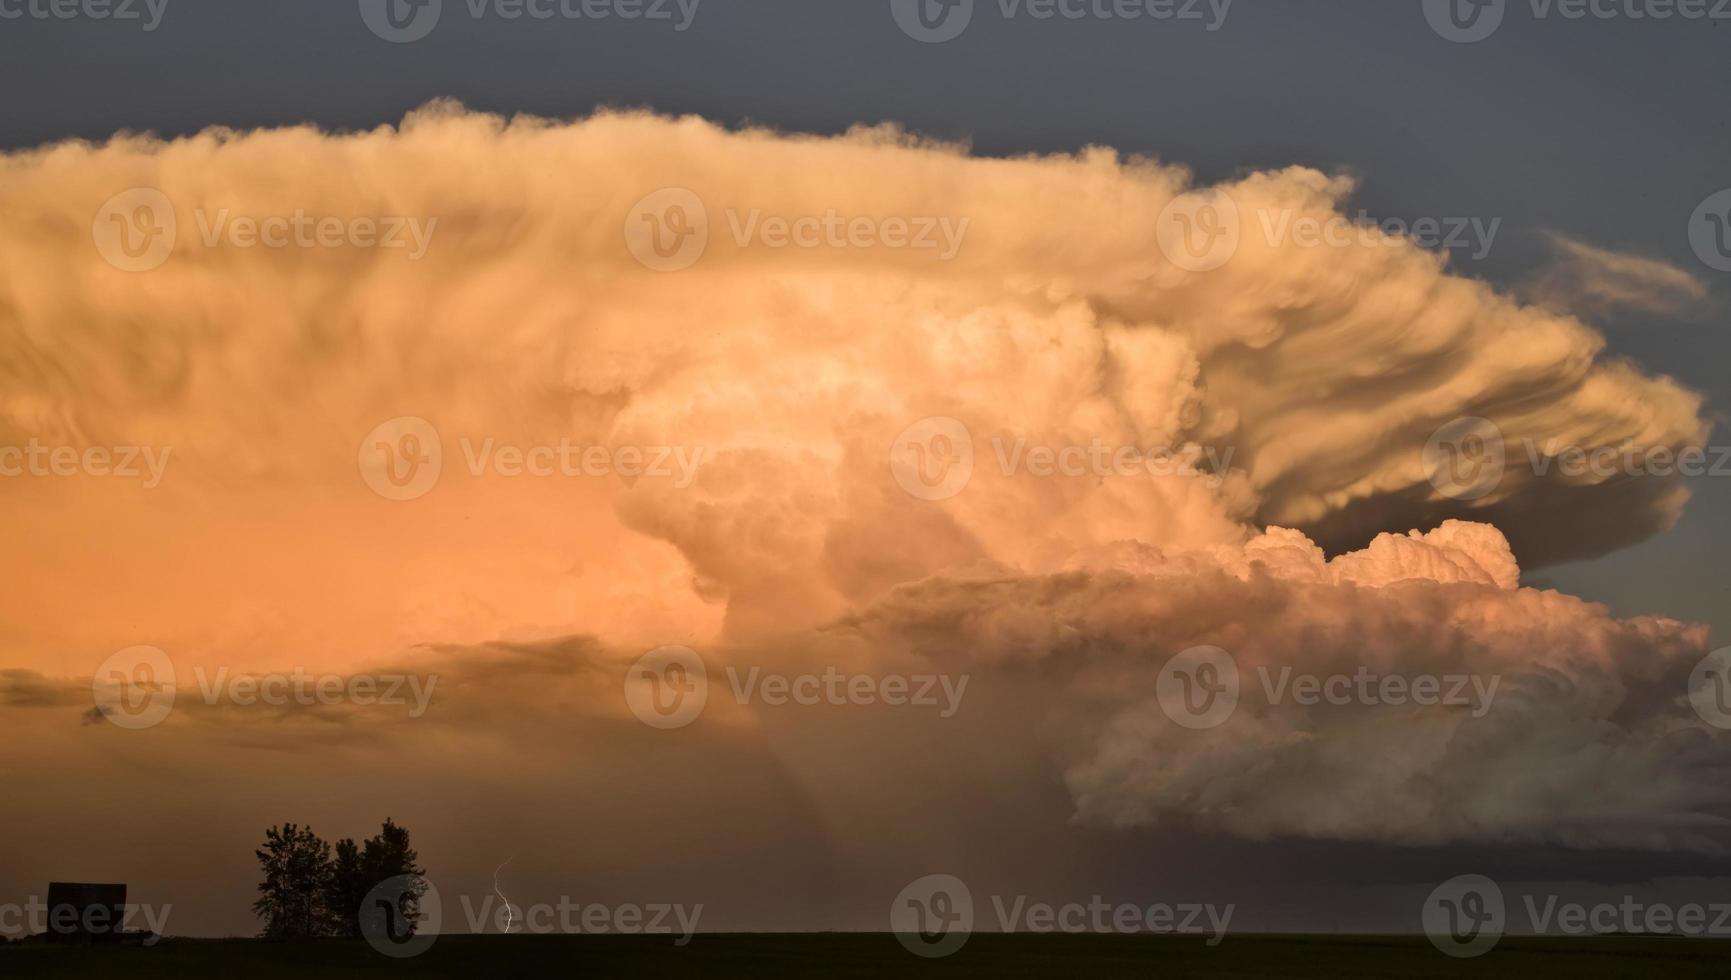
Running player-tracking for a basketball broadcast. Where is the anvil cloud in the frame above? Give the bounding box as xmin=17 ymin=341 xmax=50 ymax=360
xmin=0 ymin=105 xmax=1722 ymax=882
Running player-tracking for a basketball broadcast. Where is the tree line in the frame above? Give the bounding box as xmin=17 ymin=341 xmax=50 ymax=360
xmin=252 ymin=818 xmax=426 ymax=940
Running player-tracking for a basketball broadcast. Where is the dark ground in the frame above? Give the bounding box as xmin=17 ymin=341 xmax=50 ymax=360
xmin=6 ymin=933 xmax=1731 ymax=978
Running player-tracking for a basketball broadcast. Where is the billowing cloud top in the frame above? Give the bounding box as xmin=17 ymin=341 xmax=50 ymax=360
xmin=0 ymin=105 xmax=1723 ymax=860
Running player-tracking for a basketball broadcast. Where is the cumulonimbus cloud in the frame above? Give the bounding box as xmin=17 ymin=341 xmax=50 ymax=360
xmin=0 ymin=104 xmax=1721 ymax=851
xmin=845 ymin=521 xmax=1729 ymax=850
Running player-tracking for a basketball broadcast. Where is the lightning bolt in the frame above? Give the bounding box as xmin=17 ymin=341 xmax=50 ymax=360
xmin=493 ymin=857 xmax=516 ymax=934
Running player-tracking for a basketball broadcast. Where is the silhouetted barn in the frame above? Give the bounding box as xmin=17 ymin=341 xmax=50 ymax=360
xmin=45 ymin=883 xmax=127 ymax=945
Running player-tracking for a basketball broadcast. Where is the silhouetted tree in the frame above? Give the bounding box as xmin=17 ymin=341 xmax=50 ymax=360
xmin=324 ymin=819 xmax=426 ymax=939
xmin=323 ymin=838 xmax=367 ymax=938
xmin=252 ymin=823 xmax=333 ymax=940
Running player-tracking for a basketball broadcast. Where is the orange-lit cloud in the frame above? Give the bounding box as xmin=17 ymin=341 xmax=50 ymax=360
xmin=0 ymin=106 xmax=1722 ymax=878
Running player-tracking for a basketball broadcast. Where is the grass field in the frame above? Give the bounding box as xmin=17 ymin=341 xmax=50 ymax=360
xmin=6 ymin=933 xmax=1731 ymax=978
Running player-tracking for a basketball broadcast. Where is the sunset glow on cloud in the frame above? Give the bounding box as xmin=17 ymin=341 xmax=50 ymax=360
xmin=1 ymin=104 xmax=1726 ymax=938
